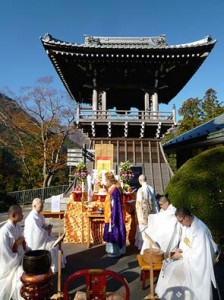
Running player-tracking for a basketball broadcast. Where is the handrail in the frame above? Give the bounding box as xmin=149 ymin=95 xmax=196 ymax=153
xmin=76 ymin=109 xmax=174 ymax=122
xmin=159 ymin=142 xmax=174 ymax=177
xmin=7 ymin=185 xmax=69 ymax=206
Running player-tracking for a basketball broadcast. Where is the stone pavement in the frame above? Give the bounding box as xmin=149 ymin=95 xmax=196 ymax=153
xmin=1 ymin=207 xmax=224 ymax=299
xmin=41 ymin=214 xmax=224 ymax=300
xmin=50 ymin=242 xmax=224 ymax=300
xmin=45 ymin=213 xmax=155 ymax=299
xmin=50 ymin=243 xmax=153 ymax=300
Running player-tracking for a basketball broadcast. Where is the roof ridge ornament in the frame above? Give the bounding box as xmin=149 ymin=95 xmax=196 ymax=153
xmin=43 ymin=33 xmax=52 ymax=42
xmin=84 ymin=35 xmax=167 ymax=48
xmin=85 ymin=36 xmax=101 ymax=46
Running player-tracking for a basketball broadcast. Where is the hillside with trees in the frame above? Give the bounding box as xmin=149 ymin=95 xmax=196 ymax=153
xmin=0 ymin=77 xmax=84 ymax=192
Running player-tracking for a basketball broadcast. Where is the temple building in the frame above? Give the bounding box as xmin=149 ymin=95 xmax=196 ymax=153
xmin=163 ymin=113 xmax=224 ymax=169
xmin=41 ymin=34 xmax=216 ymax=193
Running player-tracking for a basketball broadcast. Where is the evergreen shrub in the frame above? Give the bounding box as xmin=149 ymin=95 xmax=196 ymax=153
xmin=165 ymin=146 xmax=224 ymax=241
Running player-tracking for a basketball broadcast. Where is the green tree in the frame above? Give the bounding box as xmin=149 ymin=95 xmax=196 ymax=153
xmin=178 ymin=88 xmax=224 ymax=134
xmin=202 ymin=88 xmax=224 ymax=122
xmin=164 ymin=88 xmax=223 ymax=142
xmin=178 ymin=97 xmax=202 ymax=133
xmin=163 ymin=88 xmax=224 ymax=173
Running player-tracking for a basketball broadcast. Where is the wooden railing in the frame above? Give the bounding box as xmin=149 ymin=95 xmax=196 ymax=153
xmin=76 ymin=107 xmax=176 ymax=123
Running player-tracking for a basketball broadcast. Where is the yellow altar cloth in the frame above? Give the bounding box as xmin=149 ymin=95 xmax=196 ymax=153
xmin=64 ymin=196 xmax=136 ymax=244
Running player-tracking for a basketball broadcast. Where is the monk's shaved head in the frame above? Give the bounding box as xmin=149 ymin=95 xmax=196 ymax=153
xmin=8 ymin=205 xmax=23 ymax=224
xmin=138 ymin=174 xmax=147 ymax=183
xmin=32 ymin=198 xmax=44 ymax=213
xmin=32 ymin=198 xmax=42 ymax=206
xmin=8 ymin=205 xmax=22 ymax=217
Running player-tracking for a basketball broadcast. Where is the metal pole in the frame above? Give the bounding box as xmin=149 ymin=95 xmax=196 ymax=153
xmin=83 ymin=143 xmax=87 ymax=164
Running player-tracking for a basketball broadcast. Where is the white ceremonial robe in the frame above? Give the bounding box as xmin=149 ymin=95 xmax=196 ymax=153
xmin=141 ymin=204 xmax=180 ymax=256
xmin=24 ymin=210 xmax=65 ymax=273
xmin=135 ymin=182 xmax=156 ymax=250
xmin=156 ymin=216 xmax=217 ymax=300
xmin=0 ymin=220 xmax=26 ymax=300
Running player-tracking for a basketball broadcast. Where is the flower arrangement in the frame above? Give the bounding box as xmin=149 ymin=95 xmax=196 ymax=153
xmin=74 ymin=161 xmax=88 ymax=182
xmin=119 ymin=161 xmax=134 ymax=185
xmin=123 ymin=184 xmax=132 ymax=193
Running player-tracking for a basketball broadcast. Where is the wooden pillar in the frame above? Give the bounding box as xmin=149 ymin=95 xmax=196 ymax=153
xmin=144 ymin=92 xmax=150 ymax=110
xmin=116 ymin=140 xmax=119 ymax=166
xmin=133 ymin=141 xmax=136 ymax=165
xmin=152 ymin=92 xmax=158 ymax=112
xmin=102 ymin=91 xmax=107 ymax=119
xmin=125 ymin=140 xmax=127 ymax=161
xmin=144 ymin=92 xmax=150 ymax=119
xmin=76 ymin=104 xmax=80 ymax=124
xmin=152 ymin=92 xmax=158 ymax=119
xmin=172 ymin=104 xmax=177 ymax=125
xmin=92 ymin=89 xmax=97 ymax=117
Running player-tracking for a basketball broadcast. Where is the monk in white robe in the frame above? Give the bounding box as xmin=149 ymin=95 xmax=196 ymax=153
xmin=0 ymin=205 xmax=27 ymax=300
xmin=24 ymin=198 xmax=66 ymax=273
xmin=156 ymin=207 xmax=217 ymax=300
xmin=135 ymin=174 xmax=158 ymax=250
xmin=141 ymin=195 xmax=181 ymax=256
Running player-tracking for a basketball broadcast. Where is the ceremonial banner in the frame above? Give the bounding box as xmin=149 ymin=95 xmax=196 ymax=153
xmin=94 ymin=144 xmax=114 ymax=187
xmin=95 ymin=144 xmax=114 ymax=171
xmin=96 ymin=159 xmax=111 ymax=171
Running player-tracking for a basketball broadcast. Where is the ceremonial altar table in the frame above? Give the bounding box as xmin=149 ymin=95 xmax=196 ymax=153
xmin=64 ymin=196 xmax=136 ymax=245
xmin=42 ymin=211 xmax=65 ymax=219
xmin=86 ymin=214 xmax=104 ymax=248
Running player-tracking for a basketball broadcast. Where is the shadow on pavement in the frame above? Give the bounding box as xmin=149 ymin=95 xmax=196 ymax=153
xmin=50 ymin=244 xmax=224 ymax=300
xmin=50 ymin=244 xmax=149 ymax=300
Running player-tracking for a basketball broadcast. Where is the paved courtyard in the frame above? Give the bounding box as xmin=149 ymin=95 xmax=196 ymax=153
xmin=1 ymin=209 xmax=224 ymax=299
xmin=51 ymin=242 xmax=156 ymax=300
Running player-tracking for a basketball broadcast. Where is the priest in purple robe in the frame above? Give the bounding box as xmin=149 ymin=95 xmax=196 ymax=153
xmin=103 ymin=171 xmax=126 ymax=258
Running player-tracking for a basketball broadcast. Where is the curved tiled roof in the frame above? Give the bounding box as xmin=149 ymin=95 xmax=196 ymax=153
xmin=40 ymin=34 xmax=217 ymax=107
xmin=41 ymin=34 xmax=215 ymax=50
xmin=163 ymin=114 xmax=224 ymax=149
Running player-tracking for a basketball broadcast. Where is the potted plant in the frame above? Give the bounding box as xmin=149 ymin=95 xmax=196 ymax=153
xmin=74 ymin=161 xmax=88 ymax=182
xmin=73 ymin=162 xmax=88 ymax=201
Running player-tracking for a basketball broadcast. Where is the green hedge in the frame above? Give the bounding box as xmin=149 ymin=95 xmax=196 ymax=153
xmin=165 ymin=146 xmax=224 ymax=241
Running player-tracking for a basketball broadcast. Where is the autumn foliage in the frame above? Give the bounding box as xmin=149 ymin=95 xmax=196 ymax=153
xmin=0 ymin=77 xmax=76 ymax=189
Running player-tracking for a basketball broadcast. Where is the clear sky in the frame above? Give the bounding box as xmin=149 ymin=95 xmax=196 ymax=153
xmin=1 ymin=0 xmax=224 ymax=116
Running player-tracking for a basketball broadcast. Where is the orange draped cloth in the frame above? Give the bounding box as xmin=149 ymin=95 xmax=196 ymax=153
xmin=64 ymin=199 xmax=136 ymax=244
xmin=104 ymin=187 xmax=116 ymax=223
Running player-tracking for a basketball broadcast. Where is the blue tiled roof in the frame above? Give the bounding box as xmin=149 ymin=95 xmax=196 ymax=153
xmin=163 ymin=114 xmax=224 ymax=148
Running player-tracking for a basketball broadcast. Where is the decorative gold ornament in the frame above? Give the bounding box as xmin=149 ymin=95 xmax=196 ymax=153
xmin=183 ymin=237 xmax=191 ymax=247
